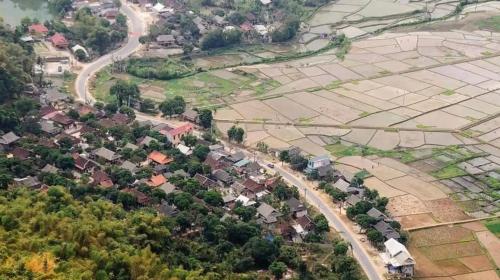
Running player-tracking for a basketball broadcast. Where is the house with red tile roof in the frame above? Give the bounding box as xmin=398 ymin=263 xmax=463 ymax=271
xmin=148 ymin=150 xmax=173 ymax=165
xmin=160 ymin=123 xmax=193 ymax=145
xmin=50 ymin=33 xmax=69 ymax=49
xmin=92 ymin=170 xmax=114 ymax=188
xmin=28 ymin=24 xmax=48 ymax=36
xmin=147 ymin=174 xmax=167 ymax=187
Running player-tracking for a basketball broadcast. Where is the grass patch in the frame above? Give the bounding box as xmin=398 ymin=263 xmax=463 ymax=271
xmin=484 ymin=218 xmax=500 ymax=237
xmin=477 ymin=15 xmax=500 ymax=32
xmin=325 ymin=80 xmax=342 ymax=90
xmin=325 ymin=143 xmax=415 ymax=162
xmin=416 ymin=124 xmax=435 ymax=129
xmin=431 ymin=164 xmax=467 ymax=179
xmin=298 ymin=117 xmax=314 ymax=124
xmin=358 ymin=111 xmax=370 ymax=117
xmin=441 ymin=89 xmax=455 ymax=96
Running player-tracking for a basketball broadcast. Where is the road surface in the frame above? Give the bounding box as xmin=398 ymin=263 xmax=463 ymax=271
xmin=75 ymin=0 xmax=146 ymax=104
xmin=254 ymin=156 xmax=384 ymax=280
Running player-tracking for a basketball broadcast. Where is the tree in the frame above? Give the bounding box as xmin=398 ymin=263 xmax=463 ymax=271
xmin=182 ymin=43 xmax=194 ymax=55
xmin=181 ymin=134 xmax=197 ymax=147
xmin=334 ymin=242 xmax=349 ymax=255
xmin=367 ymin=229 xmax=384 ymax=245
xmin=271 ymin=18 xmax=300 ymax=42
xmin=203 ymin=190 xmax=223 ymax=206
xmin=244 ymin=237 xmax=279 ymax=268
xmin=110 ymin=80 xmax=140 ymax=106
xmin=198 ymin=109 xmax=213 ymax=129
xmin=159 ymin=96 xmax=186 ymax=117
xmin=74 ymin=49 xmax=87 ymax=61
xmin=355 ymin=214 xmax=377 ymax=229
xmin=279 ymin=150 xmax=290 ymax=163
xmin=139 ymin=98 xmax=156 ymax=113
xmin=269 ymin=261 xmax=287 ymax=279
xmin=192 ymin=144 xmax=210 ymax=161
xmin=0 ymin=173 xmax=13 ymax=189
xmin=87 ymin=28 xmax=111 ymax=54
xmin=313 ymin=214 xmax=329 ymax=234
xmin=227 ymin=126 xmax=244 ymax=143
xmin=233 ymin=205 xmax=256 ymax=222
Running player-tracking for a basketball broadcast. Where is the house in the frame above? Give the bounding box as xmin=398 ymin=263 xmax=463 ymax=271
xmin=286 ymin=197 xmax=307 ymax=217
xmin=148 ymin=150 xmax=173 ymax=165
xmin=380 ymin=238 xmax=415 ymax=277
xmin=236 ymin=194 xmax=255 ymax=207
xmin=177 ymin=144 xmax=192 ymax=156
xmin=41 ymin=164 xmax=59 ymax=174
xmin=93 ymin=147 xmax=121 ymax=162
xmin=92 ymin=170 xmax=114 ymax=188
xmin=161 ymin=123 xmax=193 ymax=145
xmin=305 ymin=155 xmax=331 ymax=173
xmin=124 ymin=142 xmax=139 ymax=151
xmin=0 ymin=132 xmax=20 ymax=146
xmin=213 ymin=15 xmax=228 ymax=27
xmin=138 ymin=136 xmax=157 ymax=147
xmin=73 ymin=153 xmax=94 ymax=172
xmin=260 ymin=0 xmax=272 ymax=5
xmin=181 ymin=109 xmax=199 ymax=123
xmin=157 ymin=201 xmax=179 ymax=216
xmin=194 ymin=173 xmax=218 ymax=188
xmin=204 ymin=152 xmax=231 ymax=171
xmin=42 ymin=90 xmax=70 ymax=108
xmin=209 ymin=144 xmax=224 ymax=151
xmin=222 ymin=194 xmax=236 ymax=206
xmin=345 ymin=194 xmax=362 ymax=206
xmin=120 ymin=160 xmax=139 ymax=174
xmin=156 ymin=34 xmax=176 ymax=46
xmin=147 ymin=174 xmax=167 ymax=187
xmin=159 ymin=182 xmax=177 ymax=195
xmin=10 ymin=147 xmax=30 ymax=160
xmin=122 ymin=188 xmax=151 ymax=205
xmin=40 ymin=120 xmax=62 ymax=135
xmin=213 ymin=169 xmax=233 ymax=185
xmin=50 ymin=113 xmax=74 ymax=128
xmin=373 ymin=221 xmax=400 ymax=240
xmin=367 ymin=207 xmax=388 ymax=221
xmin=152 ymin=2 xmax=165 ymax=13
xmin=333 ymin=178 xmax=359 ymax=194
xmin=257 ymin=202 xmax=281 ymax=224
xmin=228 ymin=151 xmax=245 ymax=163
xmin=28 ymin=23 xmax=48 ymax=36
xmin=240 ymin=22 xmax=253 ymax=32
xmin=297 ymin=215 xmax=314 ymax=232
xmin=241 ymin=178 xmax=266 ymax=199
xmin=111 ymin=113 xmax=130 ymax=125
xmin=50 ymin=33 xmax=69 ymax=49
xmin=14 ymin=176 xmax=41 ymax=188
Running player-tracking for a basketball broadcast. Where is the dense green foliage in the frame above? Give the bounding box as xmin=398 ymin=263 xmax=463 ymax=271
xmin=126 ymin=58 xmax=197 ymax=80
xmin=160 ymin=96 xmax=186 ymax=117
xmin=271 ymin=18 xmax=300 ymax=42
xmin=0 ymin=22 xmax=34 ymax=103
xmin=200 ymin=29 xmax=242 ymax=50
xmin=109 ymin=80 xmax=141 ymax=107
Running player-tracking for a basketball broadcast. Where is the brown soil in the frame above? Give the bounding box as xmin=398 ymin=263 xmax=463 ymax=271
xmin=411 ymin=226 xmax=475 ymax=247
xmin=424 ymin=198 xmax=471 ymax=223
xmin=460 ymin=222 xmax=488 ymax=232
xmin=420 ymin=241 xmax=484 ymax=261
xmin=452 ymin=270 xmax=500 ymax=280
xmin=398 ymin=213 xmax=437 ymax=228
xmin=435 ymin=259 xmax=472 ymax=276
xmin=458 ymin=255 xmax=495 ymax=272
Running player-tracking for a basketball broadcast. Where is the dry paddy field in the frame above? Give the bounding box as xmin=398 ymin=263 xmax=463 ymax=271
xmin=216 ymin=30 xmax=500 ymax=156
xmin=409 ymin=223 xmax=500 ymax=280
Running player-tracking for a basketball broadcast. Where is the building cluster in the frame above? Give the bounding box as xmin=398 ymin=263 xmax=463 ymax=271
xmin=200 ymin=146 xmax=318 ymax=242
xmin=132 ymin=0 xmax=279 ymax=51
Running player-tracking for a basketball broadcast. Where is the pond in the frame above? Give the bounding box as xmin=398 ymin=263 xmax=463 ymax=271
xmin=0 ymin=0 xmax=54 ymax=26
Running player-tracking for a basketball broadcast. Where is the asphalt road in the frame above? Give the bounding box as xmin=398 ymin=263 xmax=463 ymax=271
xmin=75 ymin=0 xmax=146 ymax=104
xmin=255 ymin=157 xmax=383 ymax=280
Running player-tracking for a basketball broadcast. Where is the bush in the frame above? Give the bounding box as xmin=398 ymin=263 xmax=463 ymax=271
xmin=271 ymin=18 xmax=300 ymax=42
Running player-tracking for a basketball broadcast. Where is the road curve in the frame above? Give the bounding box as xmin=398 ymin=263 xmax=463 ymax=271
xmin=257 ymin=158 xmax=383 ymax=280
xmin=75 ymin=0 xmax=146 ymax=104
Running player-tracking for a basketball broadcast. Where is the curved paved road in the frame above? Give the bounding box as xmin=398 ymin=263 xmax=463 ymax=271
xmin=255 ymin=156 xmax=383 ymax=280
xmin=75 ymin=0 xmax=146 ymax=104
